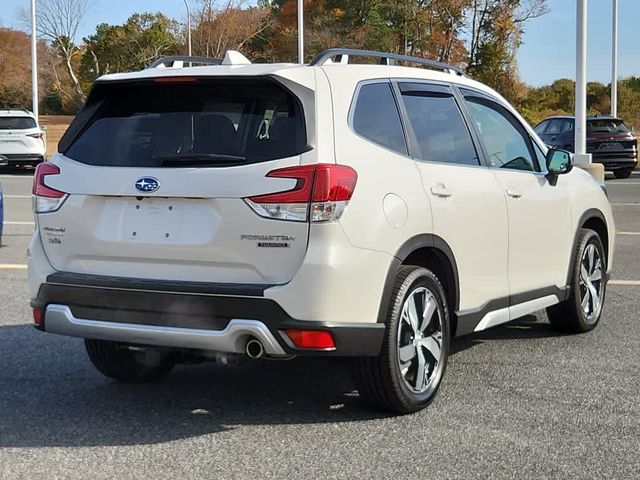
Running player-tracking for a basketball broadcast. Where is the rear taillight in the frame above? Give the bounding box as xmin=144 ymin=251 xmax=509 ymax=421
xmin=33 ymin=308 xmax=43 ymax=327
xmin=27 ymin=132 xmax=44 ymax=140
xmin=246 ymin=164 xmax=357 ymax=223
xmin=32 ymin=163 xmax=67 ymax=213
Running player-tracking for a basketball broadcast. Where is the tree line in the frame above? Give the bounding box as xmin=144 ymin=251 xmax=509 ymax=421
xmin=1 ymin=0 xmax=639 ymax=131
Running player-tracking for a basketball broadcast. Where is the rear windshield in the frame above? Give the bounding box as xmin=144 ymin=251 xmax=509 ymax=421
xmin=0 ymin=117 xmax=37 ymax=130
xmin=63 ymin=78 xmax=307 ymax=167
xmin=587 ymin=119 xmax=629 ymax=134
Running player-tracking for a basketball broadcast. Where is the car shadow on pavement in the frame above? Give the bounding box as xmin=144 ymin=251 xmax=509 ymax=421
xmin=0 ymin=324 xmax=389 ymax=448
xmin=0 ymin=316 xmax=560 ymax=448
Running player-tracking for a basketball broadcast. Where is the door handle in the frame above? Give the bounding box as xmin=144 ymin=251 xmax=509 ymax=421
xmin=506 ymin=188 xmax=523 ymax=199
xmin=430 ymin=183 xmax=452 ymax=198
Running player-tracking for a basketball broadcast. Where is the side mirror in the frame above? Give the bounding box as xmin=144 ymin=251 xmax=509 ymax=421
xmin=0 ymin=155 xmax=8 ymax=167
xmin=546 ymin=148 xmax=573 ymax=176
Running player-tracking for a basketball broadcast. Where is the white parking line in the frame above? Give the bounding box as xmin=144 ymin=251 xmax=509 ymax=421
xmin=2 ymin=221 xmax=35 ymax=226
xmin=0 ymin=264 xmax=27 ymax=270
xmin=611 ymin=203 xmax=640 ymax=206
xmin=0 ymin=175 xmax=32 ymax=179
xmin=609 ymin=280 xmax=640 ymax=286
xmin=617 ymin=231 xmax=640 ymax=236
xmin=3 ymin=195 xmax=32 ymax=199
xmin=609 ymin=182 xmax=640 ymax=185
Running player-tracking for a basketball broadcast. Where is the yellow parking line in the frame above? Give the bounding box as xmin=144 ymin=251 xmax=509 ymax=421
xmin=0 ymin=264 xmax=27 ymax=270
xmin=609 ymin=280 xmax=640 ymax=286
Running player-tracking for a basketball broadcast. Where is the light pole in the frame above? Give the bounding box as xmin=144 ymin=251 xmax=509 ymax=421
xmin=611 ymin=0 xmax=618 ymax=117
xmin=183 ymin=0 xmax=192 ymax=57
xmin=574 ymin=0 xmax=591 ymax=166
xmin=30 ymin=0 xmax=38 ymax=120
xmin=297 ymin=0 xmax=304 ymax=64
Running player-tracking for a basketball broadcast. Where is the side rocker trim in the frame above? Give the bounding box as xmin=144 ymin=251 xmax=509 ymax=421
xmin=455 ymin=285 xmax=569 ymax=337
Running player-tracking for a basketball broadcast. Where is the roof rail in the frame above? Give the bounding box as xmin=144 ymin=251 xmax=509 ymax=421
xmin=149 ymin=56 xmax=222 ymax=69
xmin=310 ymin=48 xmax=465 ymax=76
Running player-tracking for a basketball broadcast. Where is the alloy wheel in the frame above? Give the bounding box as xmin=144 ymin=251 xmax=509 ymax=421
xmin=396 ymin=287 xmax=444 ymax=394
xmin=579 ymin=243 xmax=604 ymax=323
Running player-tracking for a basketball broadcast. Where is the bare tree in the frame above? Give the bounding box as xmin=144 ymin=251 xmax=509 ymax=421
xmin=514 ymin=0 xmax=549 ymax=23
xmin=21 ymin=0 xmax=92 ymax=100
xmin=467 ymin=0 xmax=548 ymax=68
xmin=191 ymin=0 xmax=271 ymax=58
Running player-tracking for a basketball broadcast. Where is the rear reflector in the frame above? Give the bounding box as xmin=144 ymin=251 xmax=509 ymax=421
xmin=285 ymin=329 xmax=336 ymax=350
xmin=32 ymin=308 xmax=43 ymax=326
xmin=33 ymin=163 xmax=67 ymax=213
xmin=246 ymin=164 xmax=357 ymax=223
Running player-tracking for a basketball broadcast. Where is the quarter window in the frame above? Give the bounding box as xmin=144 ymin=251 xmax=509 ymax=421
xmin=400 ymin=88 xmax=479 ymax=166
xmin=465 ymin=98 xmax=539 ymax=172
xmin=352 ymin=83 xmax=407 ymax=155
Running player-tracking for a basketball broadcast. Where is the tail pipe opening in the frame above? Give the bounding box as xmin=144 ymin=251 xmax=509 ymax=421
xmin=245 ymin=338 xmax=265 ymax=359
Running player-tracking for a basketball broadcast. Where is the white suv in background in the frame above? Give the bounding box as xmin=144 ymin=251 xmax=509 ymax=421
xmin=0 ymin=110 xmax=46 ymax=167
xmin=28 ymin=50 xmax=614 ymax=413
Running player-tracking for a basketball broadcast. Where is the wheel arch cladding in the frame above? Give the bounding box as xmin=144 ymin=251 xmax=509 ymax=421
xmin=377 ymin=235 xmax=460 ymax=335
xmin=581 ymin=212 xmax=608 ymax=262
xmin=566 ymin=208 xmax=609 ymax=286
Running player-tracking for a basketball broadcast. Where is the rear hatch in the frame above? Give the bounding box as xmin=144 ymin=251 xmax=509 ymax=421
xmin=587 ymin=118 xmax=638 ymax=159
xmin=36 ymin=76 xmax=314 ymax=285
xmin=0 ymin=116 xmax=42 ymax=155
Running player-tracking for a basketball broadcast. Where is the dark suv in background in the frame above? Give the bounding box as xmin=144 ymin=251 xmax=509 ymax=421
xmin=534 ymin=115 xmax=638 ymax=178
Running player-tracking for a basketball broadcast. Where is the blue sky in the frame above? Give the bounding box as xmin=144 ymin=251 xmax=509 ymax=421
xmin=1 ymin=0 xmax=638 ymax=87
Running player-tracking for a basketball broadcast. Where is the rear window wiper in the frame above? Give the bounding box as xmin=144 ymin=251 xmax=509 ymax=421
xmin=154 ymin=153 xmax=247 ymax=167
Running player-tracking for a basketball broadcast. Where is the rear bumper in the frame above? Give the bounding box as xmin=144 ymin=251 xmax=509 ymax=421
xmin=44 ymin=304 xmax=289 ymax=356
xmin=0 ymin=153 xmax=44 ymax=163
xmin=32 ymin=275 xmax=385 ymax=357
xmin=589 ymin=154 xmax=637 ymax=170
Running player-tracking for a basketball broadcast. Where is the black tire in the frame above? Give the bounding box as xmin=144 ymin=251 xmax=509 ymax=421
xmin=85 ymin=339 xmax=175 ymax=383
xmin=613 ymin=168 xmax=633 ymax=179
xmin=546 ymin=228 xmax=606 ymax=333
xmin=353 ymin=266 xmax=450 ymax=414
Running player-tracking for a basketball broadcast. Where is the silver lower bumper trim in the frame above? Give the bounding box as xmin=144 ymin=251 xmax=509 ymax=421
xmin=44 ymin=304 xmax=287 ymax=356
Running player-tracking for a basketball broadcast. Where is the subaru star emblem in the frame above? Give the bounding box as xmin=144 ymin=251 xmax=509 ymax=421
xmin=135 ymin=177 xmax=160 ymax=193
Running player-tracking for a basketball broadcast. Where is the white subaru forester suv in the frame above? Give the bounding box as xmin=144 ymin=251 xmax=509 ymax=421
xmin=28 ymin=50 xmax=614 ymax=413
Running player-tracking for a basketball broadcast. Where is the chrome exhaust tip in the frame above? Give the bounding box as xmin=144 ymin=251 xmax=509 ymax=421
xmin=245 ymin=338 xmax=265 ymax=359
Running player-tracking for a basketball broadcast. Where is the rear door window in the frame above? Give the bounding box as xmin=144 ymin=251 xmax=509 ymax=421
xmin=351 ymin=82 xmax=408 ymax=155
xmin=546 ymin=118 xmax=573 ymax=134
xmin=62 ymin=78 xmax=307 ymax=167
xmin=399 ymin=83 xmax=479 ymax=166
xmin=0 ymin=117 xmax=37 ymax=130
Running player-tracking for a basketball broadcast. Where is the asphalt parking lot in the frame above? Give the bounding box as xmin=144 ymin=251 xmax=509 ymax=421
xmin=1 ymin=169 xmax=639 ymax=479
